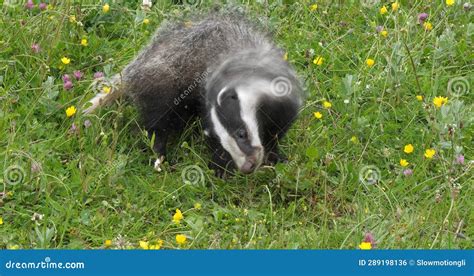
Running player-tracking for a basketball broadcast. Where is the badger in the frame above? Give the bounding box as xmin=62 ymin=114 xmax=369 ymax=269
xmin=84 ymin=11 xmax=303 ymax=176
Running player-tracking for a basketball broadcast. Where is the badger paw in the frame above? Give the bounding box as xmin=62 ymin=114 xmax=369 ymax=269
xmin=153 ymin=156 xmax=165 ymax=172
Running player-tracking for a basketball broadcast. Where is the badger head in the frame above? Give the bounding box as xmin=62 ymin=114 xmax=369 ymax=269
xmin=209 ymin=85 xmax=265 ymax=174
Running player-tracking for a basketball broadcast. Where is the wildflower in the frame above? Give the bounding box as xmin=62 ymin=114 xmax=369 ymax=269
xmin=62 ymin=74 xmax=71 ymax=82
xmin=104 ymin=240 xmax=112 ymax=247
xmin=404 ymin=144 xmax=414 ymax=154
xmin=139 ymin=241 xmax=149 ymax=249
xmin=73 ymin=70 xmax=83 ymax=80
xmin=322 ymin=101 xmax=332 ymax=109
xmin=403 ymin=169 xmax=413 ymax=176
xmin=143 ymin=0 xmax=153 ymax=8
xmin=65 ymin=106 xmax=77 ymax=117
xmin=61 ymin=57 xmax=71 ymax=65
xmin=94 ymin=72 xmax=104 ymax=79
xmin=39 ymin=2 xmax=47 ymax=10
xmin=313 ymin=56 xmax=324 ymax=66
xmin=310 ymin=4 xmax=318 ymax=11
xmin=433 ymin=96 xmax=448 ymax=108
xmin=68 ymin=123 xmax=79 ymax=134
xmin=69 ymin=15 xmax=76 ymax=23
xmin=424 ymin=148 xmax=436 ymax=159
xmin=84 ymin=119 xmax=92 ymax=128
xmin=456 ymin=155 xmax=464 ymax=165
xmin=418 ymin=13 xmax=429 ymax=24
xmin=359 ymin=242 xmax=371 ymax=250
xmin=391 ymin=2 xmax=399 ymax=11
xmin=194 ymin=203 xmax=202 ymax=210
xmin=103 ymin=3 xmax=110 ymax=13
xmin=464 ymin=3 xmax=472 ymax=11
xmin=380 ymin=6 xmax=388 ymax=15
xmin=380 ymin=30 xmax=388 ymax=37
xmin=176 ymin=234 xmax=187 ymax=245
xmin=283 ymin=52 xmax=288 ymax=61
xmin=366 ymin=58 xmax=375 ymax=68
xmin=313 ymin=111 xmax=323 ymax=119
xmin=350 ymin=136 xmax=358 ymax=144
xmin=31 ymin=43 xmax=40 ymax=53
xmin=173 ymin=209 xmax=184 ymax=224
xmin=376 ymin=25 xmax=384 ymax=33
xmin=446 ymin=0 xmax=455 ymax=6
xmin=143 ymin=18 xmax=150 ymax=25
xmin=102 ymin=86 xmax=111 ymax=94
xmin=423 ymin=22 xmax=433 ymax=31
xmin=25 ymin=0 xmax=34 ymax=10
xmin=147 ymin=240 xmax=163 ymax=250
xmin=63 ymin=81 xmax=73 ymax=90
xmin=400 ymin=159 xmax=409 ymax=167
xmin=0 ymin=217 xmax=3 ymax=225
xmin=7 ymin=245 xmax=19 ymax=249
xmin=416 ymin=95 xmax=423 ymax=101
xmin=81 ymin=38 xmax=88 ymax=47
xmin=363 ymin=232 xmax=376 ymax=248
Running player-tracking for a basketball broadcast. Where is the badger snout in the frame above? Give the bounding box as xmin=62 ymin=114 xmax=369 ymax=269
xmin=239 ymin=148 xmax=264 ymax=174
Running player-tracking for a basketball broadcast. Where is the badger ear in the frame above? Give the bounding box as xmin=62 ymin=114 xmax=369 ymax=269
xmin=217 ymin=87 xmax=237 ymax=106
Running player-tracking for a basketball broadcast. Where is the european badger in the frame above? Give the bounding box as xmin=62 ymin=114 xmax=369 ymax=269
xmin=85 ymin=12 xmax=303 ymax=176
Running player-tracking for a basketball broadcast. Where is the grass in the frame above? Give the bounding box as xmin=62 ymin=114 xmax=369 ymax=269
xmin=0 ymin=0 xmax=472 ymax=250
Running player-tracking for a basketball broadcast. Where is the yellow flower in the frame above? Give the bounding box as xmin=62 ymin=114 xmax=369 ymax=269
xmin=323 ymin=101 xmax=332 ymax=109
xmin=433 ymin=96 xmax=448 ymax=108
xmin=446 ymin=0 xmax=455 ymax=6
xmin=81 ymin=38 xmax=88 ymax=47
xmin=359 ymin=242 xmax=372 ymax=250
xmin=416 ymin=95 xmax=423 ymax=101
xmin=423 ymin=22 xmax=433 ymax=31
xmin=0 ymin=217 xmax=3 ymax=225
xmin=400 ymin=159 xmax=409 ymax=167
xmin=366 ymin=58 xmax=375 ymax=68
xmin=69 ymin=15 xmax=76 ymax=23
xmin=424 ymin=149 xmax=436 ymax=159
xmin=143 ymin=18 xmax=150 ymax=25
xmin=391 ymin=2 xmax=399 ymax=11
xmin=350 ymin=136 xmax=358 ymax=144
xmin=172 ymin=208 xmax=184 ymax=224
xmin=194 ymin=203 xmax=202 ymax=210
xmin=313 ymin=111 xmax=323 ymax=119
xmin=61 ymin=57 xmax=71 ymax=65
xmin=104 ymin=240 xmax=112 ymax=247
xmin=102 ymin=86 xmax=111 ymax=94
xmin=102 ymin=3 xmax=110 ymax=13
xmin=176 ymin=234 xmax=187 ymax=245
xmin=380 ymin=6 xmax=388 ymax=15
xmin=139 ymin=240 xmax=149 ymax=249
xmin=313 ymin=56 xmax=324 ymax=66
xmin=310 ymin=4 xmax=318 ymax=11
xmin=404 ymin=144 xmax=414 ymax=154
xmin=149 ymin=240 xmax=163 ymax=250
xmin=283 ymin=52 xmax=288 ymax=61
xmin=65 ymin=106 xmax=77 ymax=117
xmin=7 ymin=244 xmax=20 ymax=250
xmin=380 ymin=30 xmax=388 ymax=37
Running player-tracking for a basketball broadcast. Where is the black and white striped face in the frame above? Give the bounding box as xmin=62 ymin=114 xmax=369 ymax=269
xmin=210 ymin=86 xmax=265 ymax=174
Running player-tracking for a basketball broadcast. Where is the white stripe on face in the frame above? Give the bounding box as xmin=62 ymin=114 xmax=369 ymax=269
xmin=210 ymin=106 xmax=246 ymax=169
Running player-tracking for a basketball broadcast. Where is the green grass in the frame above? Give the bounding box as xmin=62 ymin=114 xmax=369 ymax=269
xmin=0 ymin=0 xmax=472 ymax=250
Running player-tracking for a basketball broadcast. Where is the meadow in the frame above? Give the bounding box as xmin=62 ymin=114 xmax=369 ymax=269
xmin=0 ymin=0 xmax=472 ymax=250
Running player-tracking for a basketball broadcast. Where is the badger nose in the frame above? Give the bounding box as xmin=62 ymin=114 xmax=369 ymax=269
xmin=241 ymin=156 xmax=257 ymax=174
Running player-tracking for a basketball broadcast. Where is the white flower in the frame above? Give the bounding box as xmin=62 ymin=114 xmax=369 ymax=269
xmin=142 ymin=0 xmax=152 ymax=8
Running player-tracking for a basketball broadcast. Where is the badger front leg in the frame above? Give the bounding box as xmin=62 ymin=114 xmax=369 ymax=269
xmin=264 ymin=134 xmax=287 ymax=165
xmin=148 ymin=130 xmax=168 ymax=172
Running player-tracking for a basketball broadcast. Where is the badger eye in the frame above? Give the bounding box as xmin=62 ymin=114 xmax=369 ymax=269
xmin=236 ymin=129 xmax=247 ymax=140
